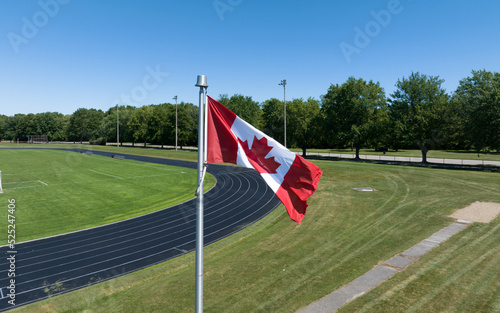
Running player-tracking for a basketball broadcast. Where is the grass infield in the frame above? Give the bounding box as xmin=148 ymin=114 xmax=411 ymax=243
xmin=0 ymin=148 xmax=215 ymax=244
xmin=8 ymin=146 xmax=499 ymax=313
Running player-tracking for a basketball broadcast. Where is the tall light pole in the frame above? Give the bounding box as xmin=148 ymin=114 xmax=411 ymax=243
xmin=173 ymin=95 xmax=178 ymax=151
xmin=116 ymin=104 xmax=120 ymax=147
xmin=279 ymin=79 xmax=287 ymax=147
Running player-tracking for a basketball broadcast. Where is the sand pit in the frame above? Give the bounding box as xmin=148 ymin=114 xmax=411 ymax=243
xmin=449 ymin=201 xmax=500 ymax=223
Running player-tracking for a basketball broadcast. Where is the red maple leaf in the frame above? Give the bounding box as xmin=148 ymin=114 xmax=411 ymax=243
xmin=238 ymin=136 xmax=281 ymax=174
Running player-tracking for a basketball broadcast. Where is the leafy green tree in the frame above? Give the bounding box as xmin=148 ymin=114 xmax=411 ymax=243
xmin=99 ymin=105 xmax=136 ymax=145
xmin=118 ymin=105 xmax=136 ymax=144
xmin=453 ymin=69 xmax=500 ymax=152
xmin=389 ymin=72 xmax=450 ymax=162
xmin=18 ymin=114 xmax=36 ymax=141
xmin=218 ymin=94 xmax=261 ymax=128
xmin=67 ymin=108 xmax=104 ymax=143
xmin=150 ymin=103 xmax=173 ymax=147
xmin=322 ymin=77 xmax=387 ymax=159
xmin=128 ymin=105 xmax=154 ymax=147
xmin=99 ymin=107 xmax=118 ymax=144
xmin=0 ymin=115 xmax=7 ymax=140
xmin=286 ymin=97 xmax=321 ymax=156
xmin=176 ymin=102 xmax=198 ymax=148
xmin=261 ymin=98 xmax=284 ymax=144
xmin=33 ymin=112 xmax=66 ymax=141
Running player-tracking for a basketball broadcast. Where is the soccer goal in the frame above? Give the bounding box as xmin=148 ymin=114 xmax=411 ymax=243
xmin=28 ymin=135 xmax=49 ymax=144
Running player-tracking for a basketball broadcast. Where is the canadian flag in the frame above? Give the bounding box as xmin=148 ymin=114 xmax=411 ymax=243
xmin=206 ymin=95 xmax=323 ymax=223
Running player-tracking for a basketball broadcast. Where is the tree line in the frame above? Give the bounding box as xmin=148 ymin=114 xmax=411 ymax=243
xmin=1 ymin=70 xmax=499 ymax=161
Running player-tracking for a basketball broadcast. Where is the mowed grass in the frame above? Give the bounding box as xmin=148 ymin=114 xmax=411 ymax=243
xmin=340 ymin=220 xmax=500 ymax=313
xmin=0 ymin=143 xmax=199 ymax=162
xmin=12 ymin=157 xmax=500 ymax=313
xmin=0 ymin=148 xmax=215 ymax=243
xmin=294 ymin=148 xmax=500 ymax=162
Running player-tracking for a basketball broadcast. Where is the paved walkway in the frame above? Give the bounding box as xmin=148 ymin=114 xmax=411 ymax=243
xmin=296 ymin=220 xmax=471 ymax=313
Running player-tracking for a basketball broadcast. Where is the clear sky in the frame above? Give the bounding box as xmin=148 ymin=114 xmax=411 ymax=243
xmin=1 ymin=0 xmax=499 ymax=116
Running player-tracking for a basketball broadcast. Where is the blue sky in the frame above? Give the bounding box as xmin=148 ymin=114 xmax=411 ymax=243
xmin=1 ymin=0 xmax=499 ymax=116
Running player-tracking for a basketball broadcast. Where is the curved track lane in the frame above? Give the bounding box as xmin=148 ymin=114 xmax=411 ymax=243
xmin=0 ymin=149 xmax=281 ymax=311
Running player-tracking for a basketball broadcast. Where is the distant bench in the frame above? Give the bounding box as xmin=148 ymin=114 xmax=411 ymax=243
xmin=112 ymin=155 xmax=125 ymax=160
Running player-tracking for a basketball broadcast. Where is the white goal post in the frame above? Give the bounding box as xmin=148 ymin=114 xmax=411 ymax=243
xmin=28 ymin=135 xmax=49 ymax=144
xmin=0 ymin=171 xmax=3 ymax=193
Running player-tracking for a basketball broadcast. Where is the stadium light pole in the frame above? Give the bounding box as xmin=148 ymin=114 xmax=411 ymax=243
xmin=116 ymin=105 xmax=120 ymax=147
xmin=279 ymin=79 xmax=287 ymax=148
xmin=173 ymin=95 xmax=178 ymax=151
xmin=195 ymin=75 xmax=208 ymax=313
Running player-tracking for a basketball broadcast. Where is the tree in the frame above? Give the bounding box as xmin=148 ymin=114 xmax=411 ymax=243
xmin=150 ymin=103 xmax=173 ymax=147
xmin=17 ymin=114 xmax=36 ymax=141
xmin=3 ymin=115 xmax=21 ymax=141
xmin=261 ymin=98 xmax=284 ymax=144
xmin=99 ymin=105 xmax=137 ymax=145
xmin=175 ymin=102 xmax=198 ymax=148
xmin=67 ymin=108 xmax=104 ymax=143
xmin=0 ymin=115 xmax=8 ymax=141
xmin=128 ymin=105 xmax=154 ymax=147
xmin=453 ymin=69 xmax=500 ymax=152
xmin=286 ymin=97 xmax=321 ymax=156
xmin=218 ymin=94 xmax=261 ymax=128
xmin=322 ymin=77 xmax=387 ymax=159
xmin=389 ymin=72 xmax=450 ymax=162
xmin=33 ymin=112 xmax=66 ymax=141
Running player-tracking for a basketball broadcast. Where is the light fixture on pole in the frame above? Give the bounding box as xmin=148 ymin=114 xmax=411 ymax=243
xmin=173 ymin=95 xmax=178 ymax=151
xmin=195 ymin=74 xmax=208 ymax=313
xmin=279 ymin=79 xmax=287 ymax=148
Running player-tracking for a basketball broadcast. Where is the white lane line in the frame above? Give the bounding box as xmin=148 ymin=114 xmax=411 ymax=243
xmin=38 ymin=180 xmax=48 ymax=186
xmin=3 ymin=181 xmax=40 ymax=185
xmin=88 ymin=169 xmax=123 ymax=179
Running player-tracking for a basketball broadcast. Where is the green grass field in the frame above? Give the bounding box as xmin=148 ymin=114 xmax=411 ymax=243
xmin=0 ymin=143 xmax=200 ymax=162
xmin=0 ymin=148 xmax=214 ymax=243
xmin=10 ymin=148 xmax=499 ymax=313
xmin=294 ymin=148 xmax=500 ymax=162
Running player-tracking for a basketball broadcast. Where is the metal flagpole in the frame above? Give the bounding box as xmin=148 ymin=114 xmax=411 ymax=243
xmin=279 ymin=79 xmax=287 ymax=148
xmin=195 ymin=75 xmax=208 ymax=313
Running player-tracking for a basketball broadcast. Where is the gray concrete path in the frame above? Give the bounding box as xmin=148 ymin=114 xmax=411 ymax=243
xmin=296 ymin=221 xmax=471 ymax=313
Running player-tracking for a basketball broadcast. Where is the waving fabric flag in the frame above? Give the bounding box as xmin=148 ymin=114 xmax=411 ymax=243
xmin=206 ymin=95 xmax=323 ymax=223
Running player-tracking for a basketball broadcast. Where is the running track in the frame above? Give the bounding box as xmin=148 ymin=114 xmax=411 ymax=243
xmin=0 ymin=149 xmax=281 ymax=311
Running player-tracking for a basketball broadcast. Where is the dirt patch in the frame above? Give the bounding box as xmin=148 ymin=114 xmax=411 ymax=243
xmin=449 ymin=201 xmax=500 ymax=223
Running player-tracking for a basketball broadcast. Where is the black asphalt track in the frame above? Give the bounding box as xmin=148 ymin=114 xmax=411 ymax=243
xmin=0 ymin=149 xmax=281 ymax=311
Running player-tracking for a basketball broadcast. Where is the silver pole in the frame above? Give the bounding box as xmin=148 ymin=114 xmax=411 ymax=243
xmin=116 ymin=105 xmax=120 ymax=147
xmin=279 ymin=79 xmax=287 ymax=147
xmin=173 ymin=96 xmax=178 ymax=151
xmin=195 ymin=75 xmax=208 ymax=313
